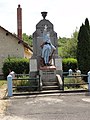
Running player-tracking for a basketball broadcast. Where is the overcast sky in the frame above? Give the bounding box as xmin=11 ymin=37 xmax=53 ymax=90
xmin=0 ymin=0 xmax=90 ymax=38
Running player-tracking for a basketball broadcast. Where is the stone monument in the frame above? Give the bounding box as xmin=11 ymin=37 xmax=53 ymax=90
xmin=30 ymin=12 xmax=63 ymax=90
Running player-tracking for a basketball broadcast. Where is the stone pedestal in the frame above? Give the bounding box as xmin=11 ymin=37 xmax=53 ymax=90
xmin=39 ymin=66 xmax=56 ymax=82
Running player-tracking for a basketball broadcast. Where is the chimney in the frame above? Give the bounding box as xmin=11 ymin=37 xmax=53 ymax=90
xmin=17 ymin=4 xmax=22 ymax=40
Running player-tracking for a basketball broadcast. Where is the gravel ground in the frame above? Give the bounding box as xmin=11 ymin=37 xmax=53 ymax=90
xmin=0 ymin=84 xmax=7 ymax=116
xmin=0 ymin=92 xmax=90 ymax=120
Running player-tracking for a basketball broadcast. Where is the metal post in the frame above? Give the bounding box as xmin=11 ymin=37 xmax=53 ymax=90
xmin=69 ymin=69 xmax=73 ymax=76
xmin=38 ymin=75 xmax=40 ymax=91
xmin=7 ymin=74 xmax=13 ymax=97
xmin=62 ymin=75 xmax=64 ymax=91
xmin=88 ymin=71 xmax=90 ymax=92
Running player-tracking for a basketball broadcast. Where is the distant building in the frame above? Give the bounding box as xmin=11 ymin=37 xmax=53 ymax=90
xmin=0 ymin=25 xmax=33 ymax=74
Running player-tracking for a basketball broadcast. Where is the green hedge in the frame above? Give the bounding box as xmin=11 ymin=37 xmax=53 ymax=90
xmin=2 ymin=58 xmax=29 ymax=78
xmin=2 ymin=57 xmax=77 ymax=78
xmin=62 ymin=58 xmax=77 ymax=72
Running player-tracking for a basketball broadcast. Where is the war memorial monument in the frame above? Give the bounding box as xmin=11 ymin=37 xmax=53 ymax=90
xmin=30 ymin=12 xmax=63 ymax=90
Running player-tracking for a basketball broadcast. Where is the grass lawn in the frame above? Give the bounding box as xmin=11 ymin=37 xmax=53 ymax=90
xmin=0 ymin=80 xmax=6 ymax=87
xmin=64 ymin=77 xmax=88 ymax=90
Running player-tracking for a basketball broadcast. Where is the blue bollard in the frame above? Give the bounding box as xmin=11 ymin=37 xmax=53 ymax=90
xmin=7 ymin=74 xmax=13 ymax=97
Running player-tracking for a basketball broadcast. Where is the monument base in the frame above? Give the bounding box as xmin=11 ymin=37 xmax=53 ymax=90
xmin=40 ymin=65 xmax=56 ymax=70
xmin=39 ymin=65 xmax=56 ymax=82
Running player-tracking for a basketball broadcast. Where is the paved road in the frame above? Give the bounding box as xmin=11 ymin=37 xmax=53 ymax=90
xmin=1 ymin=92 xmax=90 ymax=120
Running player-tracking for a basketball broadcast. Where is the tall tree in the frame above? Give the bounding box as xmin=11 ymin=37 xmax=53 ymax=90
xmin=77 ymin=18 xmax=90 ymax=74
xmin=58 ymin=29 xmax=78 ymax=58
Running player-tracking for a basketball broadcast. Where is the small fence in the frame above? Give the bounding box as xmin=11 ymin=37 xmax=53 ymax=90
xmin=7 ymin=74 xmax=40 ymax=97
xmin=63 ymin=73 xmax=89 ymax=91
xmin=7 ymin=71 xmax=90 ymax=97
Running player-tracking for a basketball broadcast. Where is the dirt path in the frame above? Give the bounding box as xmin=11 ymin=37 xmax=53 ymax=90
xmin=1 ymin=93 xmax=90 ymax=120
xmin=0 ymin=84 xmax=90 ymax=120
xmin=0 ymin=84 xmax=7 ymax=116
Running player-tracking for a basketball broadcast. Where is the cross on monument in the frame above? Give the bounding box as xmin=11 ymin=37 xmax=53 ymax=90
xmin=44 ymin=25 xmax=47 ymax=31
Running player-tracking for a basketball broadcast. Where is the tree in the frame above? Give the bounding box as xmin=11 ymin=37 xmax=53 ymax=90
xmin=77 ymin=18 xmax=90 ymax=74
xmin=58 ymin=29 xmax=78 ymax=58
xmin=22 ymin=33 xmax=33 ymax=46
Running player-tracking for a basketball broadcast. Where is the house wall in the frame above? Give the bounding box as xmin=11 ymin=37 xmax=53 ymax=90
xmin=0 ymin=28 xmax=24 ymax=73
xmin=24 ymin=47 xmax=33 ymax=59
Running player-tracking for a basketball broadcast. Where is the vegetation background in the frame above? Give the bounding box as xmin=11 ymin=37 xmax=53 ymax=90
xmin=22 ymin=18 xmax=90 ymax=76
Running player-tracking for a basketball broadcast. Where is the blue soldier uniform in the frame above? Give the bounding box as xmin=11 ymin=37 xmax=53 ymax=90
xmin=41 ymin=27 xmax=56 ymax=66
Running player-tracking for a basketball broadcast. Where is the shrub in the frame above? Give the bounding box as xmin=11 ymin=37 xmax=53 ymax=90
xmin=2 ymin=58 xmax=29 ymax=79
xmin=62 ymin=58 xmax=77 ymax=72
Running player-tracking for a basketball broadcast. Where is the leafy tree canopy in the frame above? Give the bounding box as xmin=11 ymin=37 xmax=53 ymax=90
xmin=58 ymin=29 xmax=78 ymax=58
xmin=22 ymin=33 xmax=33 ymax=47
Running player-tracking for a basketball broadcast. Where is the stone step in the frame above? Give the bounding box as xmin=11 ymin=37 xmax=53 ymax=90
xmin=42 ymin=81 xmax=58 ymax=86
xmin=42 ymin=85 xmax=59 ymax=90
xmin=42 ymin=79 xmax=57 ymax=82
xmin=40 ymin=89 xmax=61 ymax=94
